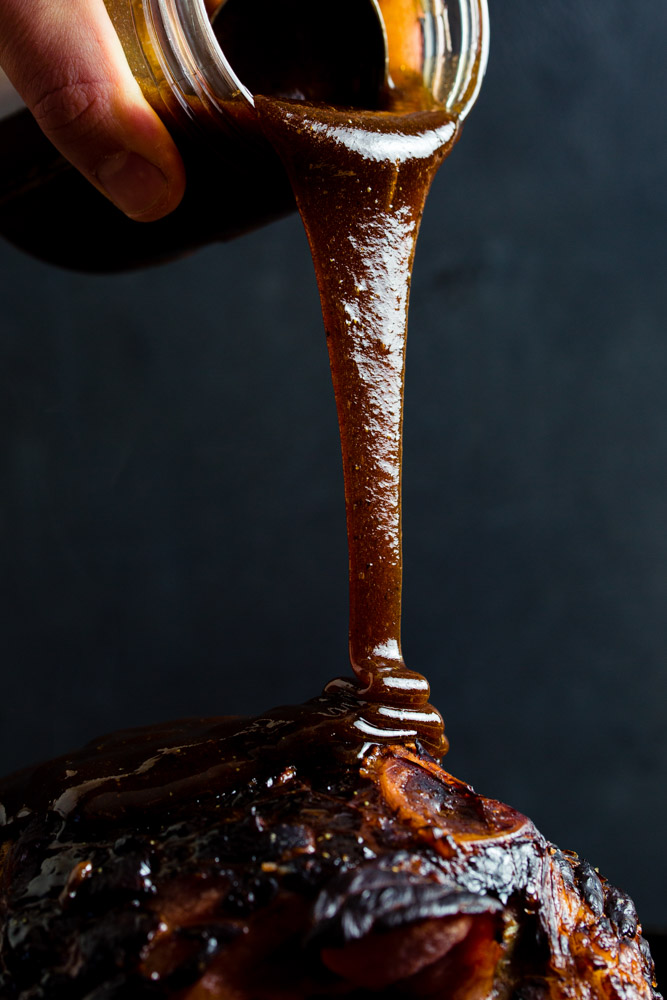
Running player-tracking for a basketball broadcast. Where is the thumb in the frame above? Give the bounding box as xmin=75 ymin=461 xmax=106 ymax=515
xmin=0 ymin=0 xmax=186 ymax=221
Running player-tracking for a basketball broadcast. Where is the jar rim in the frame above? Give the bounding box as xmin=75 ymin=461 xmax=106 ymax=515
xmin=142 ymin=0 xmax=489 ymax=123
xmin=143 ymin=0 xmax=254 ymax=119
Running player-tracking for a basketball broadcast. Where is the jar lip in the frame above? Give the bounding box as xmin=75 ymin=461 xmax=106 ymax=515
xmin=188 ymin=0 xmax=255 ymax=105
xmin=144 ymin=0 xmax=489 ymax=122
xmin=144 ymin=0 xmax=255 ymax=116
xmin=454 ymin=0 xmax=490 ymax=121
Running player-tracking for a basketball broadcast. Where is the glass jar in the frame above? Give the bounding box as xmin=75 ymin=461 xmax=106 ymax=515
xmin=0 ymin=0 xmax=489 ymax=272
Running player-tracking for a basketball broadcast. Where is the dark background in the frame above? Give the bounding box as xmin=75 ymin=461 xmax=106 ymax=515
xmin=1 ymin=0 xmax=666 ymax=929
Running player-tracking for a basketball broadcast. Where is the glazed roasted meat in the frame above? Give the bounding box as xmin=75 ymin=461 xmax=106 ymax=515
xmin=0 ymin=695 xmax=660 ymax=999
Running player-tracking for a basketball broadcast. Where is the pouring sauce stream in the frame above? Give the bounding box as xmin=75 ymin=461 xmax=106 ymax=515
xmin=254 ymin=94 xmax=460 ymax=757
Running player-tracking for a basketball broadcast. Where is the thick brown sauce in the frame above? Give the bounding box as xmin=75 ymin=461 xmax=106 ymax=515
xmin=254 ymin=95 xmax=459 ymax=758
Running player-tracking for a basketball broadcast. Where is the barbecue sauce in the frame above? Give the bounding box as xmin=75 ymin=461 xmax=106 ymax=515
xmin=252 ymin=95 xmax=459 ymax=758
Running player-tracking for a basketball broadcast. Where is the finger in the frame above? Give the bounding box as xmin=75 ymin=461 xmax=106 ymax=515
xmin=0 ymin=0 xmax=186 ymax=221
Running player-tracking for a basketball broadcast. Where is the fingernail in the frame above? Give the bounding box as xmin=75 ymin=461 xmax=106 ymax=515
xmin=96 ymin=151 xmax=168 ymax=218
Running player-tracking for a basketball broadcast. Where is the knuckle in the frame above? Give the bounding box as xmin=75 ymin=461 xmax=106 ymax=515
xmin=28 ymin=69 xmax=112 ymax=146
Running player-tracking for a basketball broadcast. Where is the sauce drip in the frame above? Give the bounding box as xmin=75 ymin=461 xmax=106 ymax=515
xmin=254 ymin=97 xmax=460 ymax=757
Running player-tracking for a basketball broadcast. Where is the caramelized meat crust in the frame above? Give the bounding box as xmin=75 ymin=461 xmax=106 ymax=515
xmin=0 ymin=713 xmax=661 ymax=999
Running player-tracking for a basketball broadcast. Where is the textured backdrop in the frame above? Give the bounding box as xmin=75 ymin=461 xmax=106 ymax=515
xmin=1 ymin=1 xmax=666 ymax=925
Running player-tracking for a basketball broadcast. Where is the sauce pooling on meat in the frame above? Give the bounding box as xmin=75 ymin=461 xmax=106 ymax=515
xmin=253 ymin=96 xmax=460 ymax=757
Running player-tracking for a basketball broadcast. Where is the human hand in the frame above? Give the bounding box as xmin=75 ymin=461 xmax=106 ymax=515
xmin=0 ymin=0 xmax=186 ymax=221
